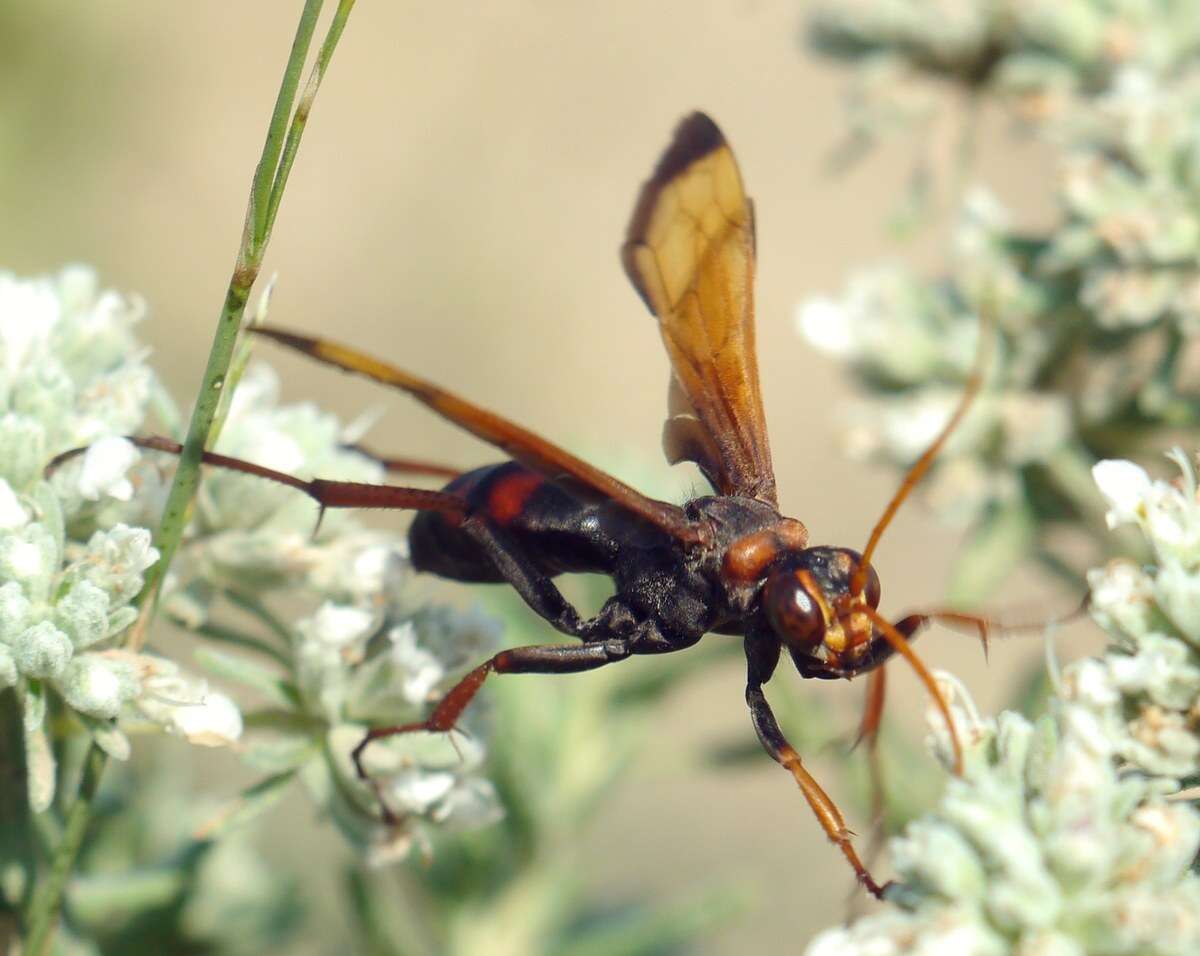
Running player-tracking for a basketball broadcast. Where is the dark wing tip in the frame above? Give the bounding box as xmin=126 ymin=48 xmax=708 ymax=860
xmin=649 ymin=112 xmax=726 ymax=189
xmin=622 ymin=111 xmax=727 ymax=310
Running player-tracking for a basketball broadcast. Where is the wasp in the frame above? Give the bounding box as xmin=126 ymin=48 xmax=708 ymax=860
xmin=110 ymin=113 xmax=988 ymax=896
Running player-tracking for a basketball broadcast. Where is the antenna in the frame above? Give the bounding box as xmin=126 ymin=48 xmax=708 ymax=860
xmin=850 ymin=314 xmax=993 ymax=598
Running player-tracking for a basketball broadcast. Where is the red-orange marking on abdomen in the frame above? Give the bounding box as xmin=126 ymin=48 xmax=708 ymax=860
xmin=486 ymin=470 xmax=544 ymax=524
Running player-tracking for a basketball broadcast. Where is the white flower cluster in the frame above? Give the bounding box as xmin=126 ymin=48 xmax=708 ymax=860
xmin=808 ymin=453 xmax=1200 ymax=953
xmin=0 ymin=268 xmax=247 ymax=807
xmin=0 ymin=267 xmax=152 ymax=496
xmin=0 ymin=494 xmax=156 ymax=719
xmin=324 ymin=606 xmax=501 ymax=854
xmin=88 ymin=302 xmax=506 ymax=855
xmin=1084 ymin=451 xmax=1200 ymax=778
xmin=121 ymin=345 xmax=505 ymax=851
xmin=1045 ymin=70 xmax=1200 ymax=332
xmin=151 ymin=360 xmax=394 ymax=635
xmin=231 ymin=575 xmax=505 ymax=863
xmin=802 ymin=9 xmax=1200 ymax=591
xmin=810 ymin=0 xmax=1200 ymax=126
xmin=809 ymin=676 xmax=1200 ymax=955
xmin=798 ymin=193 xmax=1073 ymax=533
xmin=1 ymin=266 xmax=506 ymax=851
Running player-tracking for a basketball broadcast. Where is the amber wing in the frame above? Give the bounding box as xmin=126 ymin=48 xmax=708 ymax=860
xmin=621 ymin=112 xmax=776 ymax=505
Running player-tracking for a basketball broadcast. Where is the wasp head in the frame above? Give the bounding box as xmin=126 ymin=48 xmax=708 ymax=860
xmin=760 ymin=547 xmax=880 ymax=670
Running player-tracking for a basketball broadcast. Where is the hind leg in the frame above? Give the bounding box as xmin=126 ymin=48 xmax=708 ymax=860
xmin=58 ymin=436 xmax=596 ymax=638
xmin=353 ymin=638 xmax=633 ymax=818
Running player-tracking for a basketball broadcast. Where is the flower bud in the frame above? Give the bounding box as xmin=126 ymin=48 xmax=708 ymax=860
xmin=54 ymin=580 xmax=111 ymax=649
xmin=0 ymin=524 xmax=58 ymax=599
xmin=0 ymin=415 xmax=46 ymax=490
xmin=59 ymin=654 xmax=129 ymax=719
xmin=13 ymin=621 xmax=73 ymax=679
xmin=74 ymin=524 xmax=158 ymax=604
xmin=0 ymin=581 xmax=32 ymax=642
xmin=0 ymin=479 xmax=27 ymax=530
xmin=76 ymin=436 xmax=138 ymax=502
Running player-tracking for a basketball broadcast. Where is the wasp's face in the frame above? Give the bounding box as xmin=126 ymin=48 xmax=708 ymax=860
xmin=760 ymin=547 xmax=881 ymax=668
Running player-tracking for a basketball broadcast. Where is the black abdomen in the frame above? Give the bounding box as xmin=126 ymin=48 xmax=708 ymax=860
xmin=409 ymin=462 xmax=647 ymax=583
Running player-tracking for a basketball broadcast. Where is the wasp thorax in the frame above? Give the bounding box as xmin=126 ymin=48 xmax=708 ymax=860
xmin=762 ymin=547 xmax=881 ymax=663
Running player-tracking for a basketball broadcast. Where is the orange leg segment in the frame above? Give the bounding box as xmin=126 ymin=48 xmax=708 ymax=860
xmin=746 ymin=682 xmax=888 ymax=898
xmin=855 ymin=667 xmax=890 ymax=872
xmin=853 ymin=665 xmax=887 ymax=754
xmin=351 ymin=639 xmax=632 ymax=821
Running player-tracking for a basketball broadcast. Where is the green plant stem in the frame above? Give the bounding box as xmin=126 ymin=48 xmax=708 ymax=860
xmin=23 ymin=743 xmax=106 ymax=956
xmin=24 ymin=4 xmax=358 ymax=951
xmin=189 ymin=621 xmax=292 ymax=669
xmin=248 ymin=0 xmax=326 ymax=254
xmin=135 ymin=280 xmax=253 ymax=619
xmin=263 ymin=0 xmax=357 ymax=245
xmin=137 ymin=0 xmax=328 ymax=619
xmin=1035 ymin=547 xmax=1088 ymax=593
xmin=223 ymin=588 xmax=296 ymax=650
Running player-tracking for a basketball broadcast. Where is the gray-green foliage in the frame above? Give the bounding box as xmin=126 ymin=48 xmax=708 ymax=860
xmin=811 ymin=0 xmax=1200 ymax=132
xmin=0 ymin=263 xmax=735 ymax=953
xmin=802 ymin=1 xmax=1200 ymax=952
xmin=809 ymin=669 xmax=1200 ymax=955
xmin=3 ymin=3 xmax=749 ymax=948
xmin=804 ymin=455 xmax=1200 ymax=954
xmin=802 ymin=3 xmax=1200 ymax=605
xmin=345 ymin=588 xmax=746 ymax=956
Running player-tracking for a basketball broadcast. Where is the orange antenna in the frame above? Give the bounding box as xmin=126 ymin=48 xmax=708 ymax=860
xmin=850 ymin=313 xmax=993 ymax=598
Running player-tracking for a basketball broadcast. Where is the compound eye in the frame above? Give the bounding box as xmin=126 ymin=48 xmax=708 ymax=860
xmin=763 ymin=570 xmax=826 ymax=651
xmin=861 ymin=563 xmax=881 ymax=609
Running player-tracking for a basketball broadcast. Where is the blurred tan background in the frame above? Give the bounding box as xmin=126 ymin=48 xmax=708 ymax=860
xmin=1 ymin=2 xmax=1078 ymax=951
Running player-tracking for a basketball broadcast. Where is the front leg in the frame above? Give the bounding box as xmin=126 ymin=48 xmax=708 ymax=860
xmin=744 ymin=638 xmax=887 ymax=899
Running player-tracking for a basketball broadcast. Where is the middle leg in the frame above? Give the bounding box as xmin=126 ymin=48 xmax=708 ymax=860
xmin=853 ymin=666 xmax=890 ymax=880
xmin=457 ymin=515 xmax=590 ymax=638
